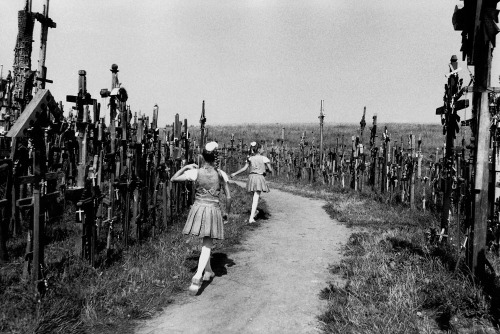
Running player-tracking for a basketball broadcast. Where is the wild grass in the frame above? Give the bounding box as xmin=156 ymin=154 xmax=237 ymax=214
xmin=208 ymin=121 xmax=500 ymax=332
xmin=269 ymin=179 xmax=499 ymax=333
xmin=0 ymin=182 xmax=265 ymax=334
xmin=319 ymin=230 xmax=492 ymax=334
xmin=207 ymin=122 xmax=465 ymax=159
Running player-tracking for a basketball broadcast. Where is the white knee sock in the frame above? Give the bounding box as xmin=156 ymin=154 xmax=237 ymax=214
xmin=250 ymin=192 xmax=260 ymax=221
xmin=204 ymin=255 xmax=213 ymax=273
xmin=194 ymin=246 xmax=211 ymax=279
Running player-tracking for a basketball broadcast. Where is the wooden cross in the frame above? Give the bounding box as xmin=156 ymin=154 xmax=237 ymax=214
xmin=34 ymin=0 xmax=57 ymax=91
xmin=438 ymin=228 xmax=448 ymax=242
xmin=66 ymin=71 xmax=95 ymax=122
xmin=461 ymin=236 xmax=468 ymax=250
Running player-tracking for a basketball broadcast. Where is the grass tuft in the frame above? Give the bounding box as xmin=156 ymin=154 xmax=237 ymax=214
xmin=0 ymin=182 xmax=264 ymax=333
xmin=268 ymin=178 xmax=499 ymax=332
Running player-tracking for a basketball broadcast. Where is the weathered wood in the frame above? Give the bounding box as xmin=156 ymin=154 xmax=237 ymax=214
xmin=319 ymin=100 xmax=325 ymax=168
xmin=7 ymin=89 xmax=58 ymax=138
xmin=35 ymin=0 xmax=56 ymax=92
xmin=470 ymin=31 xmax=493 ymax=277
xmin=409 ymin=134 xmax=416 ymax=209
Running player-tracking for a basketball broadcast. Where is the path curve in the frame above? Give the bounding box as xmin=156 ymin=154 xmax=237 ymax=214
xmin=136 ymin=182 xmax=350 ymax=334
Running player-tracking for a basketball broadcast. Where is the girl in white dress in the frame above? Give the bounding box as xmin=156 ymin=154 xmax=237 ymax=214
xmin=231 ymin=142 xmax=273 ymax=223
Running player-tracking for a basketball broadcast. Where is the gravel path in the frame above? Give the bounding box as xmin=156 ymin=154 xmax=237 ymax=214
xmin=136 ymin=182 xmax=351 ymax=334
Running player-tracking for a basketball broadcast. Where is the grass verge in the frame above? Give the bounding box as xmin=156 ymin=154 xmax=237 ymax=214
xmin=270 ymin=179 xmax=500 ymax=333
xmin=0 ymin=182 xmax=266 ymax=334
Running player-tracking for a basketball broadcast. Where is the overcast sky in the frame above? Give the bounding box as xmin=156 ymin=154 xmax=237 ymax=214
xmin=1 ymin=0 xmax=499 ymax=126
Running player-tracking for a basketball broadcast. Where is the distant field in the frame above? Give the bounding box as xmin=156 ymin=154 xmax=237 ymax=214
xmin=203 ymin=122 xmax=472 ymax=160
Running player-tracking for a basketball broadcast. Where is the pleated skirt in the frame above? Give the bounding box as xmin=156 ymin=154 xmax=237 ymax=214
xmin=247 ymin=173 xmax=270 ymax=193
xmin=183 ymin=200 xmax=224 ymax=240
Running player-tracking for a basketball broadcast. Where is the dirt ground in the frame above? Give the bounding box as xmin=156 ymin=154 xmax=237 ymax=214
xmin=136 ymin=181 xmax=351 ymax=334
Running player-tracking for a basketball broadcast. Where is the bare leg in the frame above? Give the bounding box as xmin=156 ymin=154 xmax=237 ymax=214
xmin=249 ymin=191 xmax=261 ymax=222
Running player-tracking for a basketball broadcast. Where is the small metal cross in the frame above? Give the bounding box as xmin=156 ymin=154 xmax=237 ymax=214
xmin=76 ymin=208 xmax=84 ymax=221
xmin=89 ymin=172 xmax=96 ymax=186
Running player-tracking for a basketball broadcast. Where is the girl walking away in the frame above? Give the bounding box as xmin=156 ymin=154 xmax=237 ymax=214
xmin=171 ymin=142 xmax=231 ymax=296
xmin=230 ymin=141 xmax=273 ymax=223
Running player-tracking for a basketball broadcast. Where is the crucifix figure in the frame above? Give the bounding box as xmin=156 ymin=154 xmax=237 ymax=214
xmin=41 ymin=179 xmax=47 ymax=195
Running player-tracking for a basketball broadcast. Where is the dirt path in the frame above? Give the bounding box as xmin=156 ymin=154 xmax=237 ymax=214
xmin=136 ymin=182 xmax=351 ymax=334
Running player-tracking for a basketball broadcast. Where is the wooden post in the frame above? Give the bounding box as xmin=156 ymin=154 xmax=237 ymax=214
xmin=153 ymin=104 xmax=159 ymax=130
xmin=352 ymin=136 xmax=358 ymax=191
xmin=410 ymin=134 xmax=416 ymax=210
xmin=0 ymin=162 xmax=10 ymax=262
xmin=161 ymin=181 xmax=168 ymax=229
xmin=199 ymin=101 xmax=206 ymax=165
xmin=381 ymin=127 xmax=389 ymax=194
xmin=319 ymin=100 xmax=325 ymax=168
xmin=184 ymin=119 xmax=189 ymax=162
xmin=32 ymin=126 xmax=46 ymax=283
xmin=495 ymin=124 xmax=500 ymax=254
xmin=66 ymin=70 xmax=95 ymax=188
xmin=369 ymin=114 xmax=377 ymax=189
xmin=467 ymin=4 xmax=496 ymax=276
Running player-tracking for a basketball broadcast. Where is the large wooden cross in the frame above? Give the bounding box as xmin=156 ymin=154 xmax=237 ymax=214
xmin=34 ymin=0 xmax=56 ymax=91
xmin=66 ymin=70 xmax=96 ymax=188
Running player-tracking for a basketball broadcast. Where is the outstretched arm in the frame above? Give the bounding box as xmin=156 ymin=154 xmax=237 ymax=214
xmin=230 ymin=162 xmax=249 ymax=178
xmin=170 ymin=163 xmax=198 ymax=182
xmin=223 ymin=181 xmax=232 ymax=215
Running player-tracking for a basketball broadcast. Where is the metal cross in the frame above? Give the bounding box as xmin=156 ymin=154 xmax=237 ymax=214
xmin=89 ymin=172 xmax=96 ymax=186
xmin=76 ymin=208 xmax=84 ymax=221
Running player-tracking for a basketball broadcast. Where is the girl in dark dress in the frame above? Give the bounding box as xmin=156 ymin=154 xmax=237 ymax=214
xmin=171 ymin=142 xmax=231 ymax=295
